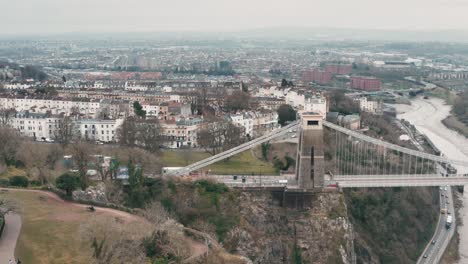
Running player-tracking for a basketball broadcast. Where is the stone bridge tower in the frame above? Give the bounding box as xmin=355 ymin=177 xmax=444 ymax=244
xmin=295 ymin=112 xmax=325 ymax=189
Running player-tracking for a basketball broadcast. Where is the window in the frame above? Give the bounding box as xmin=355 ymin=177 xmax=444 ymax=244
xmin=307 ymin=120 xmax=319 ymax=126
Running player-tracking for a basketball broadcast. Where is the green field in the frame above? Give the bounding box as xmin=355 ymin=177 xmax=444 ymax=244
xmin=160 ymin=150 xmax=278 ymax=175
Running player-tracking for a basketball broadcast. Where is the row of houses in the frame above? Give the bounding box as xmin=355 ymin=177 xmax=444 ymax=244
xmin=227 ymin=110 xmax=280 ymax=138
xmin=9 ymin=111 xmax=123 ymax=143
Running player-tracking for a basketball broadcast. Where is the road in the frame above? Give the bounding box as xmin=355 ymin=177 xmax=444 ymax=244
xmin=398 ymin=116 xmax=453 ymax=263
xmin=397 ymin=97 xmax=465 ymax=263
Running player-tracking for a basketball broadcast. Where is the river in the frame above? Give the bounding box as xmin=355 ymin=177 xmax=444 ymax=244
xmin=396 ymin=97 xmax=468 ymax=263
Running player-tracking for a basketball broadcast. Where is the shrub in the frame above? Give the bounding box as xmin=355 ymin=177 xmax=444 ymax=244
xmin=56 ymin=173 xmax=81 ymax=196
xmin=9 ymin=176 xmax=29 ymax=187
xmin=0 ymin=179 xmax=9 ymax=187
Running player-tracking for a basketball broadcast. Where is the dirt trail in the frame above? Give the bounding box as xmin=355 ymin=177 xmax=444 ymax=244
xmin=0 ymin=213 xmax=21 ymax=263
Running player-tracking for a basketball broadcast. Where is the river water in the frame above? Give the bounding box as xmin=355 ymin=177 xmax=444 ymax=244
xmin=396 ymin=97 xmax=468 ymax=263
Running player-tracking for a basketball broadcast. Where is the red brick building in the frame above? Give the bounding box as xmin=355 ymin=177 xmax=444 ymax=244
xmin=302 ymin=69 xmax=332 ymax=84
xmin=325 ymin=64 xmax=352 ymax=75
xmin=350 ymin=76 xmax=381 ymax=90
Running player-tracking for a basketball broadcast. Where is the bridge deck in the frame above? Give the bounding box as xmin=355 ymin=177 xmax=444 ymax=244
xmin=331 ymin=175 xmax=468 ymax=187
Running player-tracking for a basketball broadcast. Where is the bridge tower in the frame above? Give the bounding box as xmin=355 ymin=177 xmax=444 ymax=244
xmin=295 ymin=112 xmax=325 ymax=189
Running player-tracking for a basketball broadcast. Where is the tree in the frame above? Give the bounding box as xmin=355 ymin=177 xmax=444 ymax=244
xmin=9 ymin=176 xmax=28 ymax=187
xmin=261 ymin=142 xmax=271 ymax=160
xmin=277 ymin=104 xmax=297 ymax=126
xmin=127 ymin=160 xmax=145 ymax=207
xmin=197 ymin=120 xmax=245 ymax=155
xmin=18 ymin=143 xmax=50 ymax=184
xmin=80 ymin=217 xmax=148 ymax=264
xmin=56 ymin=173 xmax=81 ymax=196
xmin=0 ymin=127 xmax=21 ymax=166
xmin=117 ymin=117 xmax=138 ymax=147
xmin=117 ymin=118 xmax=162 ymax=153
xmin=135 ymin=120 xmax=162 ymax=153
xmin=224 ymin=91 xmax=251 ymax=112
xmin=0 ymin=108 xmax=16 ymax=126
xmin=70 ymin=142 xmax=92 ymax=189
xmin=241 ymin=82 xmax=249 ymax=92
xmin=328 ymin=90 xmax=359 ymax=115
xmin=56 ymin=116 xmax=75 ymax=146
xmin=133 ymin=101 xmax=146 ymax=119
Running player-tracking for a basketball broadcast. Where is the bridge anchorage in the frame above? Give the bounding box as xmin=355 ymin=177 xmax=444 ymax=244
xmin=168 ymin=112 xmax=468 ymax=193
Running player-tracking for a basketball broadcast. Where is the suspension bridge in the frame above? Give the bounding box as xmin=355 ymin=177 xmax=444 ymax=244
xmin=168 ymin=112 xmax=468 ymax=190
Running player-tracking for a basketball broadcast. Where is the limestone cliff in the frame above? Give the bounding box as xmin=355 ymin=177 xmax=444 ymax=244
xmin=223 ymin=191 xmax=355 ymax=264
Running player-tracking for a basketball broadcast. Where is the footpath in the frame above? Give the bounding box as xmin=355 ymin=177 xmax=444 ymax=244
xmin=0 ymin=213 xmax=21 ymax=263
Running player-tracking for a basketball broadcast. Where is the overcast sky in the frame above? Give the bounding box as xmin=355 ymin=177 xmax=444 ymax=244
xmin=2 ymin=0 xmax=468 ymax=35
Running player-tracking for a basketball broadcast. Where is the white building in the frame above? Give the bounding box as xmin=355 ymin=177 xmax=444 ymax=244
xmin=160 ymin=118 xmax=202 ymax=148
xmin=285 ymin=90 xmax=306 ymax=109
xmin=229 ymin=112 xmax=254 ymax=138
xmin=10 ymin=111 xmax=61 ymax=140
xmin=251 ymin=110 xmax=280 ymax=138
xmin=355 ymin=97 xmax=382 ymax=113
xmin=141 ymin=103 xmax=161 ymax=117
xmin=0 ymin=97 xmax=102 ymax=118
xmin=124 ymin=82 xmax=149 ymax=92
xmin=74 ymin=119 xmax=123 ymax=143
xmin=3 ymin=83 xmax=32 ymax=90
xmin=303 ymin=96 xmax=328 ymax=117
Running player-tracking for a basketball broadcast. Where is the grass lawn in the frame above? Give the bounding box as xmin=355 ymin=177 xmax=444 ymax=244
xmin=160 ymin=150 xmax=278 ymax=175
xmin=1 ymin=190 xmax=146 ymax=264
xmin=0 ymin=167 xmax=27 ymax=180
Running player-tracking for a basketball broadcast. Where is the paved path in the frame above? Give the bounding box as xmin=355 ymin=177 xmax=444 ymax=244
xmin=0 ymin=213 xmax=21 ymax=263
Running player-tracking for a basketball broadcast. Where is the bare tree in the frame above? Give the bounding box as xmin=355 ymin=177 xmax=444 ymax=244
xmin=70 ymin=141 xmax=93 ymax=189
xmin=80 ymin=217 xmax=148 ymax=264
xmin=70 ymin=106 xmax=80 ymax=116
xmin=0 ymin=127 xmax=21 ymax=167
xmin=117 ymin=117 xmax=163 ymax=153
xmin=135 ymin=120 xmax=162 ymax=153
xmin=56 ymin=116 xmax=75 ymax=146
xmin=117 ymin=117 xmax=137 ymax=147
xmin=18 ymin=142 xmax=50 ymax=184
xmin=197 ymin=120 xmax=246 ymax=155
xmin=224 ymin=90 xmax=251 ymax=112
xmin=0 ymin=108 xmax=16 ymax=127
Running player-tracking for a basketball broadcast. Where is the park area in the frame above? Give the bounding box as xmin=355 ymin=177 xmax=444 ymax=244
xmin=0 ymin=189 xmax=150 ymax=263
xmin=160 ymin=149 xmax=279 ymax=175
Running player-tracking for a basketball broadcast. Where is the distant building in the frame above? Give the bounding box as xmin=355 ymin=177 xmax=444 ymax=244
xmin=429 ymin=72 xmax=468 ymax=80
xmin=302 ymin=69 xmax=332 ymax=84
xmin=354 ymin=97 xmax=382 ymax=113
xmin=325 ymin=64 xmax=352 ymax=75
xmin=350 ymin=76 xmax=381 ymax=91
xmin=160 ymin=118 xmax=202 ymax=148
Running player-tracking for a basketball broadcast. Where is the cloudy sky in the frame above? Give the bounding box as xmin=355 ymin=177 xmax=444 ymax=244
xmin=2 ymin=0 xmax=468 ymax=34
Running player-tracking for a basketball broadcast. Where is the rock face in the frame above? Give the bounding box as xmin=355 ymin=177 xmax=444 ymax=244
xmin=72 ymin=183 xmax=108 ymax=203
xmin=224 ymin=191 xmax=355 ymax=264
